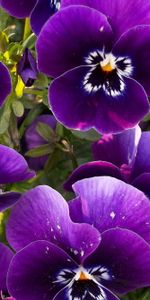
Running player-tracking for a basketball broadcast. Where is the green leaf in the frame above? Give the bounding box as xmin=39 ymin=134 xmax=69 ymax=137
xmin=0 ymin=104 xmax=11 ymax=134
xmin=0 ymin=9 xmax=9 ymax=31
xmin=36 ymin=122 xmax=55 ymax=142
xmin=71 ymin=128 xmax=100 ymax=141
xmin=25 ymin=144 xmax=53 ymax=158
xmin=12 ymin=100 xmax=24 ymax=117
xmin=0 ymin=31 xmax=9 ymax=53
xmin=56 ymin=123 xmax=64 ymax=138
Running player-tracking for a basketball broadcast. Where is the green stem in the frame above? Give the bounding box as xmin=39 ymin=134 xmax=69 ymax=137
xmin=23 ymin=18 xmax=31 ymax=42
xmin=24 ymin=88 xmax=44 ymax=96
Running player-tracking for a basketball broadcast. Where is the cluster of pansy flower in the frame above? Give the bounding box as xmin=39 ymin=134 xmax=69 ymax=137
xmin=0 ymin=0 xmax=150 ymax=300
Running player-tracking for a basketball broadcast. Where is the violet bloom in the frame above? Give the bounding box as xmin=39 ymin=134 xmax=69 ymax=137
xmin=24 ymin=114 xmax=57 ymax=170
xmin=17 ymin=49 xmax=38 ymax=87
xmin=6 ymin=177 xmax=150 ymax=300
xmin=0 ymin=144 xmax=35 ymax=211
xmin=37 ymin=2 xmax=150 ymax=133
xmin=0 ymin=0 xmax=61 ymax=35
xmin=0 ymin=62 xmax=12 ymax=107
xmin=64 ymin=126 xmax=150 ymax=197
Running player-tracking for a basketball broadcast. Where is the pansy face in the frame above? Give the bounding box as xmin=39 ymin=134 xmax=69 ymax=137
xmin=55 ymin=265 xmax=112 ymax=300
xmin=83 ymin=50 xmax=133 ymax=96
xmin=37 ymin=5 xmax=150 ymax=133
xmin=6 ymin=178 xmax=150 ymax=300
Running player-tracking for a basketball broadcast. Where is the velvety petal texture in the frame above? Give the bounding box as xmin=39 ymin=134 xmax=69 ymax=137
xmin=70 ymin=177 xmax=150 ymax=243
xmin=50 ymin=66 xmax=149 ymax=133
xmin=7 ymin=240 xmax=78 ymax=300
xmin=37 ymin=6 xmax=113 ymax=77
xmin=92 ymin=126 xmax=141 ymax=167
xmin=0 ymin=0 xmax=37 ymax=18
xmin=64 ymin=161 xmax=122 ymax=192
xmin=132 ymin=132 xmax=150 ymax=178
xmin=85 ymin=228 xmax=150 ymax=294
xmin=132 ymin=173 xmax=150 ymax=197
xmin=0 ymin=192 xmax=21 ymax=212
xmin=0 ymin=243 xmax=13 ymax=293
xmin=0 ymin=62 xmax=12 ymax=107
xmin=0 ymin=145 xmax=35 ymax=184
xmin=7 ymin=185 xmax=101 ymax=263
xmin=31 ymin=0 xmax=60 ymax=35
xmin=62 ymin=0 xmax=150 ymax=40
xmin=113 ymin=25 xmax=150 ymax=95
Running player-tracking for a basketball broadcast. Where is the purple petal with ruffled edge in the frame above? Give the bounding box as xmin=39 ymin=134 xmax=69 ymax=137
xmin=0 ymin=192 xmax=21 ymax=212
xmin=49 ymin=65 xmax=149 ymax=134
xmin=0 ymin=145 xmax=35 ymax=184
xmin=30 ymin=0 xmax=60 ymax=35
xmin=7 ymin=240 xmax=78 ymax=300
xmin=70 ymin=177 xmax=150 ymax=243
xmin=0 ymin=0 xmax=37 ymax=18
xmin=25 ymin=114 xmax=57 ymax=171
xmin=36 ymin=6 xmax=113 ymax=77
xmin=113 ymin=25 xmax=150 ymax=95
xmin=64 ymin=161 xmax=122 ymax=192
xmin=0 ymin=243 xmax=13 ymax=293
xmin=62 ymin=0 xmax=150 ymax=40
xmin=0 ymin=62 xmax=12 ymax=107
xmin=131 ymin=132 xmax=150 ymax=179
xmin=92 ymin=126 xmax=141 ymax=168
xmin=6 ymin=185 xmax=101 ymax=264
xmin=85 ymin=228 xmax=150 ymax=294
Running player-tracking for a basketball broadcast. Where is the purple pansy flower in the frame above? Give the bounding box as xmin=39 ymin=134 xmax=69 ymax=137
xmin=24 ymin=114 xmax=57 ymax=170
xmin=64 ymin=126 xmax=150 ymax=196
xmin=0 ymin=144 xmax=35 ymax=211
xmin=17 ymin=49 xmax=38 ymax=87
xmin=6 ymin=177 xmax=150 ymax=300
xmin=0 ymin=0 xmax=61 ymax=35
xmin=36 ymin=2 xmax=150 ymax=133
xmin=0 ymin=62 xmax=12 ymax=107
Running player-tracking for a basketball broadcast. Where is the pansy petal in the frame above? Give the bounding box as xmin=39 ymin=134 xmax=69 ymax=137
xmin=64 ymin=161 xmax=122 ymax=192
xmin=54 ymin=283 xmax=120 ymax=300
xmin=50 ymin=65 xmax=149 ymax=134
xmin=85 ymin=228 xmax=150 ymax=293
xmin=92 ymin=126 xmax=141 ymax=167
xmin=0 ymin=0 xmax=37 ymax=18
xmin=6 ymin=185 xmax=101 ymax=263
xmin=0 ymin=192 xmax=21 ymax=212
xmin=132 ymin=132 xmax=150 ymax=178
xmin=31 ymin=0 xmax=60 ymax=35
xmin=62 ymin=0 xmax=150 ymax=40
xmin=36 ymin=6 xmax=113 ymax=77
xmin=0 ymin=243 xmax=13 ymax=293
xmin=0 ymin=62 xmax=12 ymax=107
xmin=0 ymin=145 xmax=35 ymax=184
xmin=132 ymin=173 xmax=150 ymax=198
xmin=113 ymin=25 xmax=150 ymax=95
xmin=7 ymin=240 xmax=78 ymax=300
xmin=71 ymin=177 xmax=150 ymax=243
